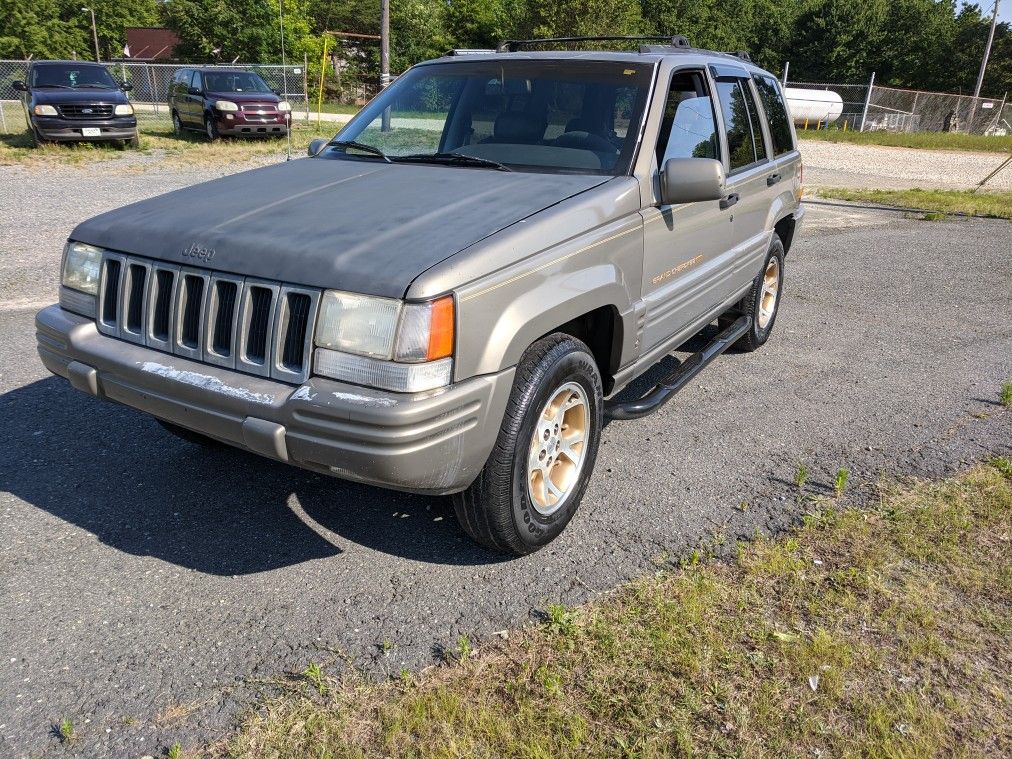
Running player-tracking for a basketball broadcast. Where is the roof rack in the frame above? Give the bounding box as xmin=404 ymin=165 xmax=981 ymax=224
xmin=443 ymin=48 xmax=497 ymax=56
xmin=731 ymin=51 xmax=752 ymax=62
xmin=497 ymin=35 xmax=691 ymax=53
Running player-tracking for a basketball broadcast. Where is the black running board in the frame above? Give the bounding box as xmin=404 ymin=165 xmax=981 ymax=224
xmin=604 ymin=315 xmax=752 ymax=421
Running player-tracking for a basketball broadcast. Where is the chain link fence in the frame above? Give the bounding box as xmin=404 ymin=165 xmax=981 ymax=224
xmin=1 ymin=59 xmax=311 ymax=134
xmin=786 ymin=76 xmax=1010 ymax=135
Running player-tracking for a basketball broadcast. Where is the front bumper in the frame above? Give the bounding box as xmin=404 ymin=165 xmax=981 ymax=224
xmin=36 ymin=305 xmax=513 ymax=495
xmin=33 ymin=116 xmax=137 ymax=142
xmin=215 ymin=111 xmax=290 ymax=136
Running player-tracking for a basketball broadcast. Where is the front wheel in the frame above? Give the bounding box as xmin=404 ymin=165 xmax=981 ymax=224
xmin=453 ymin=334 xmax=603 ymax=555
xmin=204 ymin=113 xmax=220 ymax=141
xmin=171 ymin=110 xmax=183 ymax=136
xmin=125 ymin=132 xmax=140 ymax=149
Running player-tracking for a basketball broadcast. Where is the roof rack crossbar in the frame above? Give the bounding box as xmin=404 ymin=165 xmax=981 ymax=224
xmin=498 ymin=35 xmax=690 ymax=53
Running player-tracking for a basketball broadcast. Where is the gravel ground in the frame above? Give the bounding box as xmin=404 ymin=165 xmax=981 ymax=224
xmin=1 ymin=158 xmax=1010 ymax=758
xmin=799 ymin=139 xmax=1012 ymax=191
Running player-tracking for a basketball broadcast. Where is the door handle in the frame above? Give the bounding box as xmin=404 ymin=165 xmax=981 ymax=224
xmin=767 ymin=172 xmax=782 ymax=186
xmin=719 ymin=193 xmax=739 ymax=210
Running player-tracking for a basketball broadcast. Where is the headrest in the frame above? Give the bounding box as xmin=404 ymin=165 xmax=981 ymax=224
xmin=493 ymin=111 xmax=546 ymax=143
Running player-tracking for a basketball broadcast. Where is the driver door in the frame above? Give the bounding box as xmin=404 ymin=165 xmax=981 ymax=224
xmin=639 ymin=69 xmax=733 ymax=356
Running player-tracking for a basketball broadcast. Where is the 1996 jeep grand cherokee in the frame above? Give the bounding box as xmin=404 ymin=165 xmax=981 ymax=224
xmin=36 ymin=36 xmax=803 ymax=555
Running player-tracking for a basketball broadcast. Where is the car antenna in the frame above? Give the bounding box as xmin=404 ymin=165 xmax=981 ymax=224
xmin=278 ymin=0 xmax=293 ymax=161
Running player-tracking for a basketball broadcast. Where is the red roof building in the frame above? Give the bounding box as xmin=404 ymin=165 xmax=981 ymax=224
xmin=124 ymin=28 xmax=180 ymax=60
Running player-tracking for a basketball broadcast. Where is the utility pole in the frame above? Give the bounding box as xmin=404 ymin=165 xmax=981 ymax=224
xmin=380 ymin=0 xmax=390 ymax=88
xmin=81 ymin=7 xmax=100 ymax=62
xmin=973 ymin=0 xmax=1000 ymax=98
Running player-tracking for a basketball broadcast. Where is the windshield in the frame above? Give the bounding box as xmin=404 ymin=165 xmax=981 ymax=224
xmin=31 ymin=63 xmax=119 ymax=89
xmin=330 ymin=59 xmax=654 ymax=175
xmin=202 ymin=72 xmax=272 ymax=94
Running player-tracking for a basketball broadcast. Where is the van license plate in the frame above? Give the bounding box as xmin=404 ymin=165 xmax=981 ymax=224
xmin=81 ymin=128 xmax=101 ymax=136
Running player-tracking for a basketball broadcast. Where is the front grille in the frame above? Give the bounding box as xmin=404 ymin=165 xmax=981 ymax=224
xmin=58 ymin=103 xmax=114 ymax=119
xmin=96 ymin=253 xmax=320 ymax=384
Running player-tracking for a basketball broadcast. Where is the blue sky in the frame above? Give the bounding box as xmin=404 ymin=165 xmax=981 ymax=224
xmin=960 ymin=0 xmax=1010 ymax=22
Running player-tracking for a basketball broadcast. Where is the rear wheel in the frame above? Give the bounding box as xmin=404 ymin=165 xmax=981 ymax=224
xmin=452 ymin=334 xmax=603 ymax=555
xmin=733 ymin=235 xmax=785 ymax=352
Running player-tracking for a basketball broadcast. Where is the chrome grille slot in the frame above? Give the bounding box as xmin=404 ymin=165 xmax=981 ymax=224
xmin=149 ymin=269 xmax=176 ymax=344
xmin=173 ymin=270 xmax=209 ymax=360
xmin=237 ymin=280 xmax=279 ymax=377
xmin=203 ymin=275 xmax=243 ymax=369
xmin=180 ymin=277 xmax=204 ymax=347
xmin=96 ymin=255 xmax=125 ymax=337
xmin=271 ymin=287 xmax=320 ymax=382
xmin=212 ymin=282 xmax=238 ymax=354
xmin=121 ymin=262 xmax=150 ymax=344
xmin=93 ymin=253 xmax=317 ymax=384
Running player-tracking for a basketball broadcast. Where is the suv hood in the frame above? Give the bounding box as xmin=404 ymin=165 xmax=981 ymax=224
xmin=203 ymin=91 xmax=281 ymax=103
xmin=70 ymin=158 xmax=611 ymax=298
xmin=32 ymin=88 xmax=128 ymax=104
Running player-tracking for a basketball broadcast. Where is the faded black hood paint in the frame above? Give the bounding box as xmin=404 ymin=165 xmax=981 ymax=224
xmin=70 ymin=158 xmax=611 ymax=298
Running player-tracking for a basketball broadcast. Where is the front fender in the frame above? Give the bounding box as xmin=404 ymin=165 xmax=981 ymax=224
xmin=452 ymin=217 xmax=643 ymax=380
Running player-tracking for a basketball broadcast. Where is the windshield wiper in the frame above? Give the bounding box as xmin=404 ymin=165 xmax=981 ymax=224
xmin=396 ymin=152 xmax=512 ymax=172
xmin=34 ymin=84 xmax=73 ymax=89
xmin=325 ymin=140 xmax=391 ymax=162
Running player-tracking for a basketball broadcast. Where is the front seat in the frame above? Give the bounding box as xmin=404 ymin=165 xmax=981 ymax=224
xmin=482 ymin=111 xmax=547 ymax=144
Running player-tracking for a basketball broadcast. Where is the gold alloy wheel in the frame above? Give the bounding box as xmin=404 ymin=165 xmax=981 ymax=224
xmin=527 ymin=381 xmax=589 ymax=516
xmin=758 ymin=257 xmax=780 ymax=329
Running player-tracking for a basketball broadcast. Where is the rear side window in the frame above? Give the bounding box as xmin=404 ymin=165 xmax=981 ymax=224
xmin=753 ymin=75 xmax=794 ymax=155
xmin=655 ymin=71 xmax=719 ymax=164
xmin=714 ymin=79 xmax=767 ymax=172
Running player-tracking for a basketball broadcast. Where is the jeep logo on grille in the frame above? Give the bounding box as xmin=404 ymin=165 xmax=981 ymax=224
xmin=182 ymin=243 xmax=216 ymax=262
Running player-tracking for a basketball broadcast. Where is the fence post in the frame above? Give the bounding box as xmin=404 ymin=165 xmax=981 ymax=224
xmin=303 ymin=52 xmax=309 ymax=124
xmin=781 ymin=61 xmax=789 ymax=87
xmin=859 ymin=71 xmax=875 ymax=132
xmin=146 ymin=64 xmax=158 ymax=116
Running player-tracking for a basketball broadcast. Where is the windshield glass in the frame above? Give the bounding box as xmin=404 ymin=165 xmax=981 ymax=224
xmin=202 ymin=72 xmax=272 ymax=94
xmin=331 ymin=59 xmax=654 ymax=175
xmin=31 ymin=63 xmax=119 ymax=89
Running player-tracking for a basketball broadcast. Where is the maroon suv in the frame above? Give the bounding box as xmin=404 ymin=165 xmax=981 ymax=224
xmin=167 ymin=68 xmax=291 ymax=139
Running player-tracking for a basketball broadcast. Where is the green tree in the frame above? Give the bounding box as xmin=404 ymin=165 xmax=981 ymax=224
xmin=163 ymin=0 xmax=316 ymax=63
xmin=0 ymin=0 xmax=156 ymax=60
xmin=790 ymin=0 xmax=888 ymax=82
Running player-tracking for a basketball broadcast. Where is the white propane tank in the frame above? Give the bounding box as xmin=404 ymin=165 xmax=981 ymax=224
xmin=784 ymin=87 xmax=844 ymax=125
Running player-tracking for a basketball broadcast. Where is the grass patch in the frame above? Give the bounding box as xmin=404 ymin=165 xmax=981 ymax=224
xmin=225 ymin=462 xmax=1012 ymax=758
xmin=814 ymin=187 xmax=1012 ymax=219
xmin=0 ymin=123 xmax=337 ymax=169
xmin=798 ymin=128 xmax=1012 ymax=153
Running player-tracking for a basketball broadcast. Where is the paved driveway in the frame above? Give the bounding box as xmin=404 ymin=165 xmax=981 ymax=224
xmin=1 ymin=162 xmax=1010 ymax=757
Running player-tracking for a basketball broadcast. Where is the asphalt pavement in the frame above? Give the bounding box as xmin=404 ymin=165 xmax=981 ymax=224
xmin=1 ymin=161 xmax=1010 ymax=758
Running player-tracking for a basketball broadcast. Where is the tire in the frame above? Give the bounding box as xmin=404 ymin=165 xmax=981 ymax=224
xmin=204 ymin=113 xmax=220 ymax=141
xmin=171 ymin=111 xmax=183 ymax=136
xmin=732 ymin=235 xmax=785 ymax=352
xmin=156 ymin=419 xmax=224 ymax=448
xmin=125 ymin=132 xmax=140 ymax=149
xmin=452 ymin=334 xmax=603 ymax=555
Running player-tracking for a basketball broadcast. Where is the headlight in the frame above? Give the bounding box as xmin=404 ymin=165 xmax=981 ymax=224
xmin=313 ymin=292 xmax=455 ymax=392
xmin=277 ymin=101 xmax=291 ymax=112
xmin=214 ymin=100 xmax=239 ymax=112
xmin=62 ymin=241 xmax=103 ymax=295
xmin=33 ymin=104 xmax=58 ymax=116
xmin=114 ymin=103 xmax=134 ymax=116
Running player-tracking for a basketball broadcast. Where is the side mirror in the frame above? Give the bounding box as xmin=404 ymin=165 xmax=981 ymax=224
xmin=188 ymin=87 xmax=202 ymax=96
xmin=121 ymin=82 xmax=133 ymax=91
xmin=308 ymin=138 xmax=327 ymax=156
xmin=660 ymin=157 xmax=726 ymax=205
xmin=12 ymin=80 xmax=27 ymax=92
